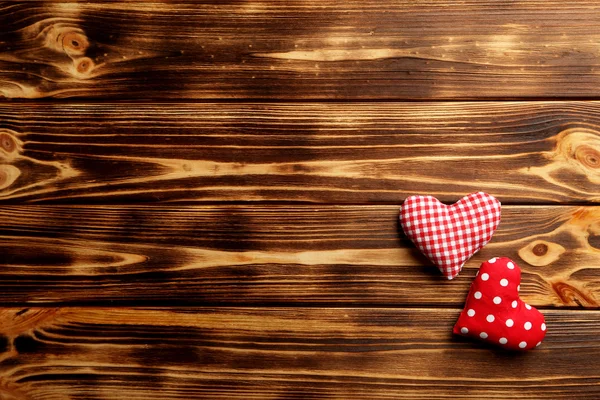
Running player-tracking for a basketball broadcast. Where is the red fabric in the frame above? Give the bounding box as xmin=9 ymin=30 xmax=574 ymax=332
xmin=399 ymin=192 xmax=501 ymax=280
xmin=454 ymin=257 xmax=547 ymax=350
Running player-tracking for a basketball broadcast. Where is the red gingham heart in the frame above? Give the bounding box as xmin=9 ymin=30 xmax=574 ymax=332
xmin=399 ymin=192 xmax=501 ymax=280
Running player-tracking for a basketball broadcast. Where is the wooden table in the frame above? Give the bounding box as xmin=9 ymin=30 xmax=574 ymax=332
xmin=1 ymin=1 xmax=600 ymax=399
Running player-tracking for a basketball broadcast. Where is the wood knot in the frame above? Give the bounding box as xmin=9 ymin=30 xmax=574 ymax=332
xmin=40 ymin=24 xmax=89 ymax=57
xmin=0 ymin=133 xmax=16 ymax=153
xmin=0 ymin=130 xmax=20 ymax=161
xmin=574 ymin=144 xmax=600 ymax=169
xmin=518 ymin=239 xmax=565 ymax=267
xmin=0 ymin=165 xmax=21 ymax=191
xmin=551 ymin=281 xmax=598 ymax=307
xmin=75 ymin=57 xmax=94 ymax=75
xmin=61 ymin=31 xmax=89 ymax=56
xmin=532 ymin=243 xmax=548 ymax=256
xmin=551 ymin=128 xmax=600 ymax=182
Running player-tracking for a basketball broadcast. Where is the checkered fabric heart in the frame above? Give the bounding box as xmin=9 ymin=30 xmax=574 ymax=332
xmin=399 ymin=192 xmax=501 ymax=280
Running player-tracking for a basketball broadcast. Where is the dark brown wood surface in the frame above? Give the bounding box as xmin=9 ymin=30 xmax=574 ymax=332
xmin=2 ymin=102 xmax=600 ymax=204
xmin=0 ymin=307 xmax=599 ymax=400
xmin=1 ymin=205 xmax=598 ymax=307
xmin=2 ymin=1 xmax=600 ymax=99
xmin=2 ymin=1 xmax=600 ymax=398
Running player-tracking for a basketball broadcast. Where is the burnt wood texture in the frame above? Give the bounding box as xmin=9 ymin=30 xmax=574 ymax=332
xmin=2 ymin=1 xmax=600 ymax=99
xmin=2 ymin=1 xmax=600 ymax=399
xmin=1 ymin=102 xmax=600 ymax=204
xmin=0 ymin=205 xmax=598 ymax=307
xmin=0 ymin=307 xmax=599 ymax=399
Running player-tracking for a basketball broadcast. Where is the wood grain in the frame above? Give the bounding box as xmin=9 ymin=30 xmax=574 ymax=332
xmin=2 ymin=102 xmax=600 ymax=204
xmin=4 ymin=1 xmax=600 ymax=398
xmin=2 ymin=1 xmax=600 ymax=99
xmin=1 ymin=205 xmax=598 ymax=307
xmin=0 ymin=307 xmax=598 ymax=399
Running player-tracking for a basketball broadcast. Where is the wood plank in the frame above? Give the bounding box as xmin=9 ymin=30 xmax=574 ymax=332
xmin=2 ymin=1 xmax=600 ymax=99
xmin=2 ymin=102 xmax=600 ymax=203
xmin=1 ymin=205 xmax=598 ymax=307
xmin=0 ymin=307 xmax=598 ymax=399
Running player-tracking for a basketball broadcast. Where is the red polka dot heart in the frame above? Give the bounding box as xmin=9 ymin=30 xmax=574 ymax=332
xmin=453 ymin=257 xmax=547 ymax=350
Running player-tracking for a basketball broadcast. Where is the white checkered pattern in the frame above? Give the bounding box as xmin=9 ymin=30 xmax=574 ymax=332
xmin=399 ymin=192 xmax=501 ymax=280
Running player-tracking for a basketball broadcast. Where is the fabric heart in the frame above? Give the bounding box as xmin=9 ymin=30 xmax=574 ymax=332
xmin=399 ymin=192 xmax=501 ymax=279
xmin=454 ymin=257 xmax=547 ymax=350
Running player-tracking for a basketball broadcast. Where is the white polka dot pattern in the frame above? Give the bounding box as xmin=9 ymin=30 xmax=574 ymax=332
xmin=453 ymin=257 xmax=547 ymax=351
xmin=399 ymin=192 xmax=501 ymax=280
